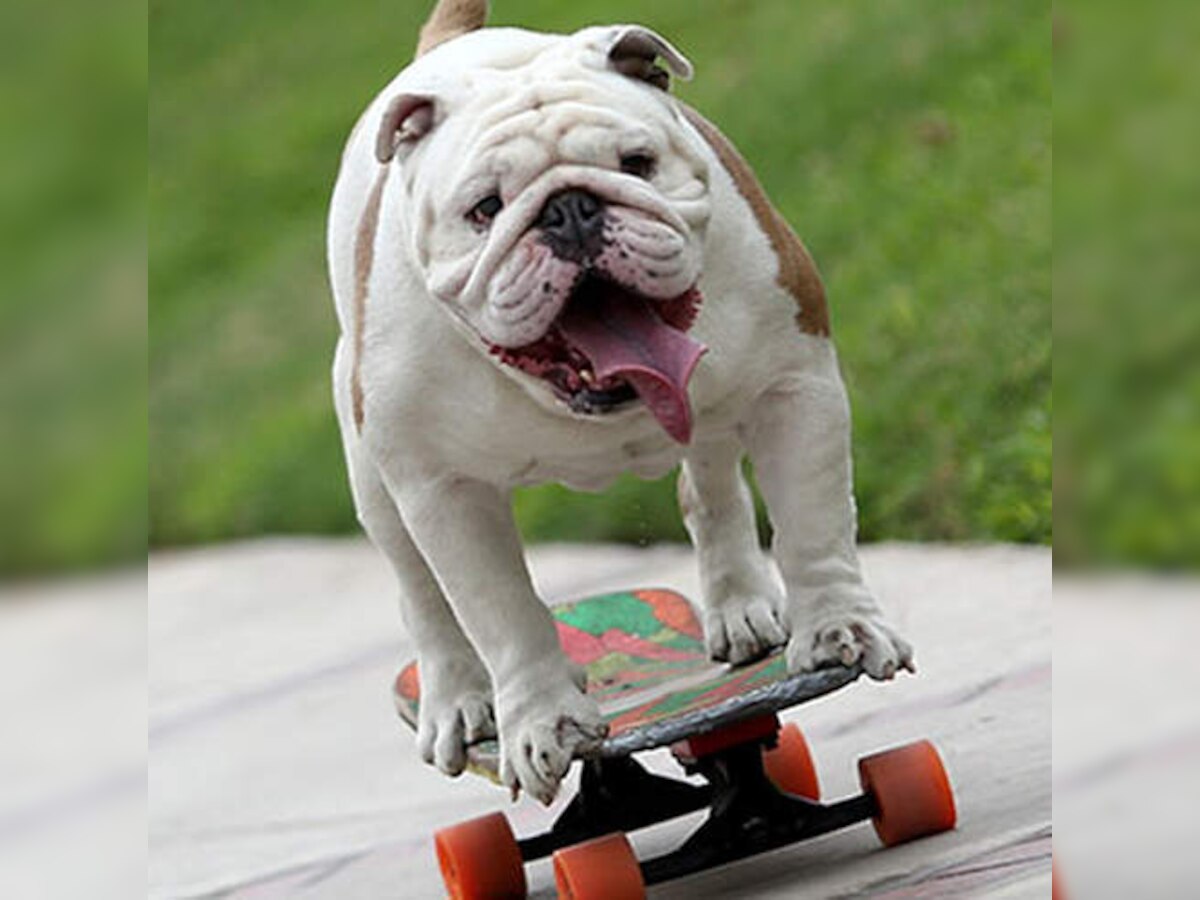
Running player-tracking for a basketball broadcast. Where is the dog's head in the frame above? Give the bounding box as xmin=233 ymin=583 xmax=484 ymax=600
xmin=375 ymin=24 xmax=712 ymax=442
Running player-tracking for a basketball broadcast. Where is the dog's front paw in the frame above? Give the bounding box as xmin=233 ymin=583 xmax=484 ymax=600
xmin=416 ymin=657 xmax=495 ymax=777
xmin=496 ymin=664 xmax=607 ymax=805
xmin=783 ymin=584 xmax=915 ymax=681
xmin=702 ymin=593 xmax=789 ymax=665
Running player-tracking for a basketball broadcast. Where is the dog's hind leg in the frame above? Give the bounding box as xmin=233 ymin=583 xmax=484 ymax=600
xmin=680 ymin=437 xmax=788 ymax=665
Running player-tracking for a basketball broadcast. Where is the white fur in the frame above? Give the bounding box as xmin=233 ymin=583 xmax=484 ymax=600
xmin=327 ymin=24 xmax=912 ymax=803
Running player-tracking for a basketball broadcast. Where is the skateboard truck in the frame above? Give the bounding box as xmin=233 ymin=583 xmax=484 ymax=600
xmin=642 ymin=713 xmax=879 ymax=885
xmin=435 ymin=713 xmax=957 ymax=898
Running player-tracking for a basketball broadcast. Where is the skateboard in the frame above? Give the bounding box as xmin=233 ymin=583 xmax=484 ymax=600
xmin=394 ymin=588 xmax=957 ymax=899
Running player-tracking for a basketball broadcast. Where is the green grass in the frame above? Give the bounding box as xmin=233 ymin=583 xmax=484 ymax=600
xmin=1 ymin=0 xmax=146 ymax=576
xmin=1053 ymin=4 xmax=1200 ymax=568
xmin=149 ymin=0 xmax=1050 ymax=549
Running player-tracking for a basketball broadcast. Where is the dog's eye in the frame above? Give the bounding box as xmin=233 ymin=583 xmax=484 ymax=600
xmin=467 ymin=194 xmax=504 ymax=226
xmin=619 ymin=153 xmax=657 ymax=179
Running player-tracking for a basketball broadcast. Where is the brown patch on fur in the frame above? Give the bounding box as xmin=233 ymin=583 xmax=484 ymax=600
xmin=416 ymin=0 xmax=489 ymax=57
xmin=679 ymin=105 xmax=831 ymax=337
xmin=351 ymin=168 xmax=391 ymax=431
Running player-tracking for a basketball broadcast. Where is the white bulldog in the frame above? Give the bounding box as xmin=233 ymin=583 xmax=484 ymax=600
xmin=327 ymin=0 xmax=914 ymax=803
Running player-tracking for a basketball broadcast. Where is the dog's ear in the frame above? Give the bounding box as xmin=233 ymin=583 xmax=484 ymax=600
xmin=607 ymin=26 xmax=694 ymax=92
xmin=375 ymin=94 xmax=438 ymax=163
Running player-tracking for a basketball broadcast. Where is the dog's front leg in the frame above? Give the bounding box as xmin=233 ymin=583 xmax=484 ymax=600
xmin=389 ymin=472 xmax=607 ymax=803
xmin=680 ymin=439 xmax=788 ymax=664
xmin=352 ymin=473 xmax=495 ymax=777
xmin=741 ymin=349 xmax=914 ymax=680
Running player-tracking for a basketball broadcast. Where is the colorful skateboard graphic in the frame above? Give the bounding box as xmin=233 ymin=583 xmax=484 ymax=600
xmin=394 ymin=589 xmax=958 ymax=899
xmin=393 ymin=588 xmax=860 ymax=776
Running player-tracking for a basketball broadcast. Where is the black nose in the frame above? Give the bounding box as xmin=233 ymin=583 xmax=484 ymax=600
xmin=537 ymin=189 xmax=606 ymax=261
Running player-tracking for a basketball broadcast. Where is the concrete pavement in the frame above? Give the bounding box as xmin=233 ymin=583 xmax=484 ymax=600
xmin=147 ymin=540 xmax=1051 ymax=898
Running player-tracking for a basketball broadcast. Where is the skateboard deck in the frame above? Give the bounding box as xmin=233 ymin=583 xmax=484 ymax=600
xmin=393 ymin=588 xmax=861 ymax=781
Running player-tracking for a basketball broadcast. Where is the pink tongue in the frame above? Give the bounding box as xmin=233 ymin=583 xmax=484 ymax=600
xmin=558 ymin=291 xmax=707 ymax=444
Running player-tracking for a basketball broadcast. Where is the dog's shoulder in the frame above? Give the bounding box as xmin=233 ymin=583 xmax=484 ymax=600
xmin=677 ymin=104 xmax=830 ymax=338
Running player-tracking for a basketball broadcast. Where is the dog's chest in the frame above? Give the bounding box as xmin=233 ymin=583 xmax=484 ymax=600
xmin=505 ymin=433 xmax=685 ymax=490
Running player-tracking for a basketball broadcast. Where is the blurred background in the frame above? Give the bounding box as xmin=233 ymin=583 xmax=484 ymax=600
xmin=147 ymin=0 xmax=1051 ymax=559
xmin=1054 ymin=2 xmax=1200 ymax=569
xmin=1055 ymin=2 xmax=1200 ymax=894
xmin=0 ymin=0 xmax=145 ymax=578
xmin=2 ymin=3 xmax=144 ymax=898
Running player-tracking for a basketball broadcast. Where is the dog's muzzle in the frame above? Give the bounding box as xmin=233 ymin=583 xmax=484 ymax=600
xmin=482 ymin=185 xmax=707 ymax=444
xmin=537 ymin=189 xmax=607 ymax=263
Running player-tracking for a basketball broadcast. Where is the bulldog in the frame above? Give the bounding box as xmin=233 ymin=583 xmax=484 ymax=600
xmin=327 ymin=0 xmax=914 ymax=803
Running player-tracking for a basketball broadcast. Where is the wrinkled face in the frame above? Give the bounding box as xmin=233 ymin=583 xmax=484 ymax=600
xmin=381 ymin=27 xmax=713 ymax=442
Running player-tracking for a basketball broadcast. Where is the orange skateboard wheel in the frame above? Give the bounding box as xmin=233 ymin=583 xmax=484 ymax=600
xmin=857 ymin=740 xmax=957 ymax=847
xmin=553 ymin=832 xmax=644 ymax=900
xmin=763 ymin=722 xmax=821 ymax=800
xmin=434 ymin=811 xmax=526 ymax=899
